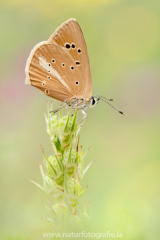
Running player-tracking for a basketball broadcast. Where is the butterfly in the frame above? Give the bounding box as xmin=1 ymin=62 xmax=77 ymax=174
xmin=25 ymin=18 xmax=124 ymax=120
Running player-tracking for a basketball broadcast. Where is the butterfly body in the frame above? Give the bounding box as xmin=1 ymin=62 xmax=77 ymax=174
xmin=25 ymin=18 xmax=91 ymax=102
xmin=25 ymin=19 xmax=124 ymax=117
xmin=67 ymin=98 xmax=91 ymax=109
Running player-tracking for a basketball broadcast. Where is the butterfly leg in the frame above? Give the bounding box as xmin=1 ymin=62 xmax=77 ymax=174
xmin=50 ymin=102 xmax=66 ymax=113
xmin=80 ymin=109 xmax=87 ymax=124
xmin=71 ymin=110 xmax=76 ymax=117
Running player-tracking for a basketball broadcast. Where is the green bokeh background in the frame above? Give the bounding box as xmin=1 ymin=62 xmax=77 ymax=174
xmin=1 ymin=0 xmax=160 ymax=239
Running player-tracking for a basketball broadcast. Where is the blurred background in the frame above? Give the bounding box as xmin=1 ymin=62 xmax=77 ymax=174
xmin=1 ymin=0 xmax=160 ymax=239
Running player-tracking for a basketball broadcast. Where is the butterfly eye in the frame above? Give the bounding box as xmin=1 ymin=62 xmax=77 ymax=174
xmin=65 ymin=43 xmax=70 ymax=49
xmin=75 ymin=81 xmax=79 ymax=85
xmin=71 ymin=43 xmax=76 ymax=48
xmin=62 ymin=63 xmax=65 ymax=67
xmin=51 ymin=59 xmax=55 ymax=63
xmin=47 ymin=76 xmax=51 ymax=79
xmin=77 ymin=48 xmax=81 ymax=53
xmin=75 ymin=61 xmax=80 ymax=65
xmin=70 ymin=66 xmax=74 ymax=70
xmin=91 ymin=97 xmax=96 ymax=105
xmin=45 ymin=89 xmax=49 ymax=94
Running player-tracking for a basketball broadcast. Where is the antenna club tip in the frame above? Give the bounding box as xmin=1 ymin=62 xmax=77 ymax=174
xmin=109 ymin=99 xmax=114 ymax=101
xmin=119 ymin=111 xmax=125 ymax=115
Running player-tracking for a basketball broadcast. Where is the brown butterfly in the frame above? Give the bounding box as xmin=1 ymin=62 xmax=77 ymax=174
xmin=25 ymin=18 xmax=124 ymax=120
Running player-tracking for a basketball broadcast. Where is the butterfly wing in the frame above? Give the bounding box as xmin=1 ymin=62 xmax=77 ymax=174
xmin=25 ymin=41 xmax=84 ymax=102
xmin=48 ymin=18 xmax=92 ymax=101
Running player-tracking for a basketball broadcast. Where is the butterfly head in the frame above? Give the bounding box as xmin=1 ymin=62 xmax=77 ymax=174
xmin=90 ymin=96 xmax=100 ymax=108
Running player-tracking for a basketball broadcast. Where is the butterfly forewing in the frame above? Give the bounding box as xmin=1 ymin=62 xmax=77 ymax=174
xmin=48 ymin=18 xmax=92 ymax=101
xmin=25 ymin=41 xmax=84 ymax=102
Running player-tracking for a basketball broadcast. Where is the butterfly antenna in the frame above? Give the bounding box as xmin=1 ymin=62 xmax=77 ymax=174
xmin=98 ymin=98 xmax=124 ymax=115
xmin=94 ymin=95 xmax=113 ymax=101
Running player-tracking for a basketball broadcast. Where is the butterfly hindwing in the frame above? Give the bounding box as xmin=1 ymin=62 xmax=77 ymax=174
xmin=25 ymin=41 xmax=84 ymax=102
